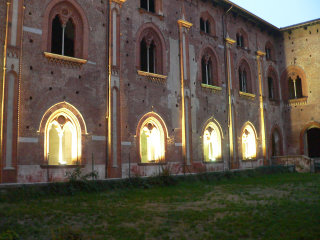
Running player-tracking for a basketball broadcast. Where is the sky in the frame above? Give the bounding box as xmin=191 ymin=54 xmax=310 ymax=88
xmin=229 ymin=0 xmax=320 ymax=28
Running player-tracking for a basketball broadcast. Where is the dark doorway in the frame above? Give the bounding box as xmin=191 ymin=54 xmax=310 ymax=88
xmin=307 ymin=128 xmax=320 ymax=158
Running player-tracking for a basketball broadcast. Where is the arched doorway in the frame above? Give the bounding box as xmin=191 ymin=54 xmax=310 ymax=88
xmin=306 ymin=128 xmax=320 ymax=158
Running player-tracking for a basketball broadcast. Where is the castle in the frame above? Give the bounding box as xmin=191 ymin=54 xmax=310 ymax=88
xmin=0 ymin=0 xmax=319 ymax=183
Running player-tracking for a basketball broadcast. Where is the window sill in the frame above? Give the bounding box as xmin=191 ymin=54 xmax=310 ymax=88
xmin=138 ymin=8 xmax=164 ymax=20
xmin=138 ymin=162 xmax=166 ymax=166
xmin=287 ymin=97 xmax=308 ymax=106
xmin=137 ymin=70 xmax=167 ymax=83
xmin=239 ymin=91 xmax=256 ymax=99
xmin=40 ymin=164 xmax=85 ymax=169
xmin=201 ymin=83 xmax=222 ymax=92
xmin=242 ymin=158 xmax=257 ymax=162
xmin=44 ymin=52 xmax=87 ymax=67
xmin=200 ymin=31 xmax=218 ymax=40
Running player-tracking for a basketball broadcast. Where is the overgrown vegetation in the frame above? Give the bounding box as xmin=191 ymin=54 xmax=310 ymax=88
xmin=1 ymin=166 xmax=319 ymax=239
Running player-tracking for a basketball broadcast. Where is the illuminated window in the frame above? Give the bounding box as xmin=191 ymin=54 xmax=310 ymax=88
xmin=51 ymin=15 xmax=75 ymax=57
xmin=140 ymin=118 xmax=165 ymax=163
xmin=45 ymin=111 xmax=81 ymax=165
xmin=141 ymin=0 xmax=155 ymax=13
xmin=242 ymin=124 xmax=257 ymax=160
xmin=203 ymin=122 xmax=222 ymax=162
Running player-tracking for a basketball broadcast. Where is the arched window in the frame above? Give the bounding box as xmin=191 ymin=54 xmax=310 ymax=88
xmin=236 ymin=33 xmax=244 ymax=47
xmin=236 ymin=29 xmax=248 ymax=49
xmin=239 ymin=68 xmax=247 ymax=93
xmin=200 ymin=47 xmax=219 ymax=87
xmin=271 ymin=129 xmax=281 ymax=157
xmin=139 ymin=117 xmax=166 ymax=163
xmin=288 ymin=76 xmax=303 ymax=99
xmin=268 ymin=77 xmax=274 ymax=99
xmin=200 ymin=13 xmax=215 ymax=36
xmin=43 ymin=0 xmax=89 ymax=59
xmin=51 ymin=16 xmax=75 ymax=57
xmin=265 ymin=41 xmax=274 ymax=61
xmin=238 ymin=60 xmax=252 ymax=93
xmin=137 ymin=25 xmax=165 ymax=75
xmin=45 ymin=110 xmax=82 ymax=165
xmin=140 ymin=38 xmax=156 ymax=73
xmin=242 ymin=124 xmax=257 ymax=160
xmin=141 ymin=0 xmax=155 ymax=13
xmin=201 ymin=55 xmax=213 ymax=85
xmin=203 ymin=122 xmax=222 ymax=162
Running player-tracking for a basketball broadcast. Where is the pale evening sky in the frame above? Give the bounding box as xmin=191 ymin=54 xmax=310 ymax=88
xmin=229 ymin=0 xmax=320 ymax=28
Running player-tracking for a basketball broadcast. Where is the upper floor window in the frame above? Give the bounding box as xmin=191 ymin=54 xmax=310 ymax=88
xmin=236 ymin=33 xmax=244 ymax=48
xmin=137 ymin=24 xmax=165 ymax=75
xmin=51 ymin=15 xmax=75 ymax=57
xmin=201 ymin=55 xmax=213 ymax=85
xmin=141 ymin=0 xmax=155 ymax=13
xmin=265 ymin=41 xmax=274 ymax=61
xmin=199 ymin=12 xmax=216 ymax=36
xmin=43 ymin=0 xmax=89 ymax=60
xmin=238 ymin=59 xmax=252 ymax=94
xmin=239 ymin=68 xmax=247 ymax=93
xmin=200 ymin=18 xmax=210 ymax=34
xmin=140 ymin=38 xmax=156 ymax=73
xmin=288 ymin=76 xmax=303 ymax=99
xmin=268 ymin=77 xmax=274 ymax=99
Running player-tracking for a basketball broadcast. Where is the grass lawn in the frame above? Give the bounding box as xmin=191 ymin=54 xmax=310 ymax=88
xmin=0 ymin=173 xmax=320 ymax=240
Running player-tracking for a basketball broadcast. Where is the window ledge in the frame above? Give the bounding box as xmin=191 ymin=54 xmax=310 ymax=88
xmin=40 ymin=164 xmax=85 ymax=169
xmin=287 ymin=97 xmax=308 ymax=106
xmin=137 ymin=70 xmax=167 ymax=83
xmin=44 ymin=52 xmax=87 ymax=67
xmin=138 ymin=162 xmax=166 ymax=166
xmin=138 ymin=8 xmax=164 ymax=20
xmin=242 ymin=158 xmax=257 ymax=162
xmin=239 ymin=91 xmax=256 ymax=99
xmin=201 ymin=83 xmax=222 ymax=92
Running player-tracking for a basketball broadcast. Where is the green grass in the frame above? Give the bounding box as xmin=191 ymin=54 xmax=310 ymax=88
xmin=1 ymin=173 xmax=320 ymax=239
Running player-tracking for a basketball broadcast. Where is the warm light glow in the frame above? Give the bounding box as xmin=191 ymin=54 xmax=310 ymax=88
xmin=140 ymin=118 xmax=165 ymax=163
xmin=203 ymin=122 xmax=222 ymax=162
xmin=242 ymin=124 xmax=257 ymax=160
xmin=44 ymin=109 xmax=82 ymax=165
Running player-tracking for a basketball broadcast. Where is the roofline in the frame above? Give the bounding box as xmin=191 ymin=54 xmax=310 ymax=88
xmin=221 ymin=0 xmax=280 ymax=31
xmin=280 ymin=18 xmax=320 ymax=31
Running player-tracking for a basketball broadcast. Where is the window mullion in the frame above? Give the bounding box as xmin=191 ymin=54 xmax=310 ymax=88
xmin=62 ymin=25 xmax=66 ymax=56
xmin=293 ymin=79 xmax=297 ymax=98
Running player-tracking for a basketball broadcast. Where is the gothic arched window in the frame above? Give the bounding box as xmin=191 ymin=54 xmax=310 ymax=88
xmin=242 ymin=124 xmax=257 ymax=160
xmin=268 ymin=77 xmax=274 ymax=99
xmin=200 ymin=47 xmax=219 ymax=87
xmin=139 ymin=117 xmax=166 ymax=163
xmin=140 ymin=38 xmax=156 ymax=73
xmin=51 ymin=16 xmax=75 ymax=57
xmin=45 ymin=110 xmax=82 ymax=165
xmin=239 ymin=68 xmax=247 ymax=93
xmin=203 ymin=122 xmax=222 ymax=162
xmin=201 ymin=56 xmax=213 ymax=85
xmin=238 ymin=60 xmax=252 ymax=94
xmin=288 ymin=76 xmax=303 ymax=99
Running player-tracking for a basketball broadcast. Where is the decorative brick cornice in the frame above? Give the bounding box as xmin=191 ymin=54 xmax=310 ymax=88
xmin=44 ymin=52 xmax=87 ymax=68
xmin=137 ymin=70 xmax=167 ymax=84
xmin=287 ymin=97 xmax=308 ymax=107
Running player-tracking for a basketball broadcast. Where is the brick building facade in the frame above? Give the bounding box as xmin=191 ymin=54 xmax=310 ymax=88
xmin=0 ymin=0 xmax=319 ymax=183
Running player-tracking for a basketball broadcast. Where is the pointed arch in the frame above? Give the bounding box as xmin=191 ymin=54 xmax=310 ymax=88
xmin=240 ymin=122 xmax=258 ymax=160
xmin=199 ymin=45 xmax=220 ymax=87
xmin=269 ymin=125 xmax=283 ymax=158
xmin=266 ymin=65 xmax=280 ymax=101
xmin=201 ymin=118 xmax=224 ymax=162
xmin=281 ymin=65 xmax=307 ymax=101
xmin=237 ymin=58 xmax=253 ymax=94
xmin=42 ymin=0 xmax=89 ymax=59
xmin=136 ymin=112 xmax=168 ymax=163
